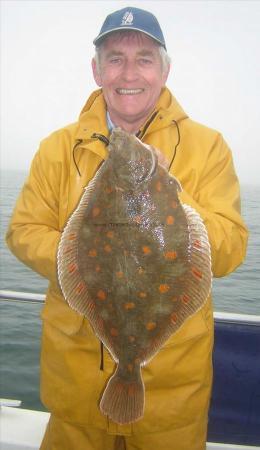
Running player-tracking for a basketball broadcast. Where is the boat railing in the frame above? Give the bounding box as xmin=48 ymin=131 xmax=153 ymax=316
xmin=0 ymin=289 xmax=45 ymax=304
xmin=0 ymin=289 xmax=259 ymax=324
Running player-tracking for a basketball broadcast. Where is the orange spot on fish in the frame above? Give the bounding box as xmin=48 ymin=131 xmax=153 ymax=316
xmin=116 ymin=271 xmax=124 ymax=278
xmin=88 ymin=249 xmax=97 ymax=257
xmin=192 ymin=267 xmax=203 ymax=279
xmin=124 ymin=302 xmax=135 ymax=310
xmin=88 ymin=300 xmax=96 ymax=313
xmin=68 ymin=233 xmax=76 ymax=240
xmin=105 ymin=186 xmax=113 ymax=194
xmin=68 ymin=262 xmax=77 ymax=273
xmin=156 ymin=181 xmax=162 ymax=192
xmin=75 ymin=282 xmax=85 ymax=295
xmin=129 ymin=336 xmax=136 ymax=343
xmin=133 ymin=215 xmax=142 ymax=224
xmin=110 ymin=327 xmax=119 ymax=337
xmin=142 ymin=246 xmax=151 ymax=255
xmin=106 ymin=231 xmax=114 ymax=239
xmin=97 ymin=290 xmax=107 ymax=301
xmin=171 ymin=200 xmax=178 ymax=209
xmin=138 ymin=292 xmax=147 ymax=299
xmin=127 ymin=364 xmax=134 ymax=373
xmin=181 ymin=294 xmax=190 ymax=304
xmin=158 ymin=167 xmax=165 ymax=176
xmin=128 ymin=384 xmax=136 ymax=396
xmin=170 ymin=312 xmax=178 ymax=324
xmin=166 ymin=215 xmax=175 ymax=225
xmin=146 ymin=322 xmax=156 ymax=331
xmin=193 ymin=240 xmax=202 ymax=249
xmin=92 ymin=207 xmax=101 ymax=217
xmin=96 ymin=317 xmax=104 ymax=328
xmin=165 ymin=251 xmax=177 ymax=260
xmin=159 ymin=284 xmax=170 ymax=293
xmin=95 ymin=265 xmax=101 ymax=272
xmin=104 ymin=244 xmax=112 ymax=253
xmin=63 ymin=247 xmax=72 ymax=255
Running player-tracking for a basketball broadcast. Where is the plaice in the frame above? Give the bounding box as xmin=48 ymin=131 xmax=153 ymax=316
xmin=57 ymin=128 xmax=212 ymax=424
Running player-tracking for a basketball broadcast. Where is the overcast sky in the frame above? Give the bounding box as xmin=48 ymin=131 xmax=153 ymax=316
xmin=1 ymin=0 xmax=260 ymax=185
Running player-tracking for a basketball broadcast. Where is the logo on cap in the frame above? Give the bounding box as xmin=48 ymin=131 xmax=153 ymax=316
xmin=121 ymin=11 xmax=133 ymax=26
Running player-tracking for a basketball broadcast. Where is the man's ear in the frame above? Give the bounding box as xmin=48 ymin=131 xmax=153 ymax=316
xmin=92 ymin=57 xmax=102 ymax=87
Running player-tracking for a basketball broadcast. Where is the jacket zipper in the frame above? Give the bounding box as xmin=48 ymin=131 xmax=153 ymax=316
xmin=136 ymin=111 xmax=158 ymax=140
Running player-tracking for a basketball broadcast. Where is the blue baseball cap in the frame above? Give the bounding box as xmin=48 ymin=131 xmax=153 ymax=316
xmin=93 ymin=6 xmax=166 ymax=50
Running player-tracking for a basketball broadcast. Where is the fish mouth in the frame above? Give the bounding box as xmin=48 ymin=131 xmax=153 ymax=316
xmin=143 ymin=148 xmax=157 ymax=181
xmin=116 ymin=88 xmax=144 ymax=95
xmin=135 ymin=140 xmax=157 ymax=183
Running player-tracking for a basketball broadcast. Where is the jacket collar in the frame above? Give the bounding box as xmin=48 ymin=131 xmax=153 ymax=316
xmin=76 ymin=89 xmax=108 ymax=139
xmin=75 ymin=87 xmax=188 ymax=157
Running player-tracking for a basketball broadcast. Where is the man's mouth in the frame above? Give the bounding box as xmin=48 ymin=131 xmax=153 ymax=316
xmin=116 ymin=88 xmax=144 ymax=95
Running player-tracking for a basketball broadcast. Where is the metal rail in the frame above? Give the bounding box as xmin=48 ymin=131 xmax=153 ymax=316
xmin=0 ymin=289 xmax=259 ymax=324
xmin=214 ymin=310 xmax=260 ymax=325
xmin=0 ymin=290 xmax=45 ymax=304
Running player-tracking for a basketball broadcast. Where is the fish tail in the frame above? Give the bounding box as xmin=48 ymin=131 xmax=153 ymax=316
xmin=100 ymin=364 xmax=144 ymax=424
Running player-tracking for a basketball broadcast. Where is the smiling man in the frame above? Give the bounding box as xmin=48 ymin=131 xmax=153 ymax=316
xmin=92 ymin=31 xmax=169 ymax=133
xmin=6 ymin=6 xmax=248 ymax=450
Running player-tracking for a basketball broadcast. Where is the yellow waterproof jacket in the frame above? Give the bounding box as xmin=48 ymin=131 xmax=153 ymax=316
xmin=6 ymin=87 xmax=248 ymax=436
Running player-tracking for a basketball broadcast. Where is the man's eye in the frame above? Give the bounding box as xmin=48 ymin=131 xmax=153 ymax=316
xmin=139 ymin=58 xmax=152 ymax=65
xmin=110 ymin=58 xmax=121 ymax=64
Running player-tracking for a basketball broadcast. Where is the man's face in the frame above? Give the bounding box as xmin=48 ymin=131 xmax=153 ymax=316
xmin=92 ymin=32 xmax=170 ymax=132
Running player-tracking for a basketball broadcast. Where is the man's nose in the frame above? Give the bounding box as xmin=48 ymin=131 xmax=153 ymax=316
xmin=121 ymin=60 xmax=139 ymax=81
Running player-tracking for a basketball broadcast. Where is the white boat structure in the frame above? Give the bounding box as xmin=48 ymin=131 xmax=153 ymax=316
xmin=0 ymin=290 xmax=260 ymax=450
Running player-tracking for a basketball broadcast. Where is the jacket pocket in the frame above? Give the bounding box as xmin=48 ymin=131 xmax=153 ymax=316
xmin=163 ymin=297 xmax=213 ymax=348
xmin=41 ymin=287 xmax=85 ymax=336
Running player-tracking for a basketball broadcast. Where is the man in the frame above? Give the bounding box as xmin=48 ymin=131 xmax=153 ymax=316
xmin=6 ymin=6 xmax=248 ymax=450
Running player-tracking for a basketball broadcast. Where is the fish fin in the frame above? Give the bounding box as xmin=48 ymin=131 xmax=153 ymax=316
xmin=182 ymin=203 xmax=212 ymax=307
xmin=57 ymin=164 xmax=122 ymax=360
xmin=164 ymin=203 xmax=211 ymax=331
xmin=100 ymin=365 xmax=144 ymax=425
xmin=141 ymin=204 xmax=212 ymax=366
xmin=57 ymin=165 xmax=104 ymax=322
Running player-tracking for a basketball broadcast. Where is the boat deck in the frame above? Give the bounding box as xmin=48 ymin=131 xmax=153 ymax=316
xmin=1 ymin=406 xmax=259 ymax=450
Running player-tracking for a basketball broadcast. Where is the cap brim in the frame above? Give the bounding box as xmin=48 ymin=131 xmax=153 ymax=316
xmin=93 ymin=27 xmax=166 ymax=49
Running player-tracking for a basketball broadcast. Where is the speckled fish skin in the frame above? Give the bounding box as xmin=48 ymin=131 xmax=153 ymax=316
xmin=57 ymin=128 xmax=212 ymax=425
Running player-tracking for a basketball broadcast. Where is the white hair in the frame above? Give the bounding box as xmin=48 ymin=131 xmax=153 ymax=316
xmin=158 ymin=46 xmax=171 ymax=73
xmin=94 ymin=31 xmax=171 ymax=75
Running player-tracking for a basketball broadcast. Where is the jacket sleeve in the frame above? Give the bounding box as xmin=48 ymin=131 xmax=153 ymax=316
xmin=178 ymin=133 xmax=248 ymax=278
xmin=5 ymin=145 xmax=61 ymax=286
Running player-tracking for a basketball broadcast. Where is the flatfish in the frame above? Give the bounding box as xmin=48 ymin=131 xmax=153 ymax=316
xmin=57 ymin=128 xmax=212 ymax=425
